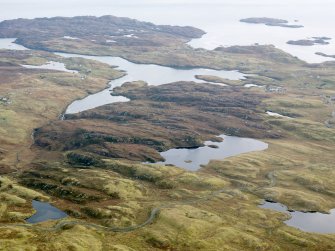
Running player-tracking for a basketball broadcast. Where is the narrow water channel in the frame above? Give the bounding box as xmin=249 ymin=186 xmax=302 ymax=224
xmin=22 ymin=61 xmax=78 ymax=73
xmin=0 ymin=39 xmax=247 ymax=113
xmin=56 ymin=52 xmax=247 ymax=114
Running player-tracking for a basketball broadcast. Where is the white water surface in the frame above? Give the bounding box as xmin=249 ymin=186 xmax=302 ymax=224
xmin=0 ymin=0 xmax=335 ymax=63
xmin=22 ymin=61 xmax=78 ymax=73
xmin=56 ymin=52 xmax=246 ymax=114
xmin=0 ymin=38 xmax=28 ymax=50
xmin=0 ymin=39 xmax=246 ymax=113
xmin=266 ymin=111 xmax=291 ymax=118
xmin=260 ymin=201 xmax=335 ymax=234
xmin=157 ymin=134 xmax=268 ymax=171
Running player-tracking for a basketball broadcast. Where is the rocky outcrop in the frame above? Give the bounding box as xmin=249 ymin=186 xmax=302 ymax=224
xmin=0 ymin=16 xmax=205 ymax=50
xmin=287 ymin=37 xmax=331 ymax=46
xmin=240 ymin=17 xmax=303 ymax=28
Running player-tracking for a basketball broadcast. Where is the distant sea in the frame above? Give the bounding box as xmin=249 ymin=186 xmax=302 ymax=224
xmin=1 ymin=0 xmax=334 ymax=63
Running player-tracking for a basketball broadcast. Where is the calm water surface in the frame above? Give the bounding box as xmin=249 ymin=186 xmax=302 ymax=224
xmin=26 ymin=200 xmax=67 ymax=224
xmin=0 ymin=0 xmax=334 ymax=63
xmin=56 ymin=52 xmax=246 ymax=114
xmin=0 ymin=38 xmax=28 ymax=50
xmin=23 ymin=61 xmax=78 ymax=73
xmin=156 ymin=134 xmax=268 ymax=171
xmin=260 ymin=201 xmax=335 ymax=234
xmin=0 ymin=39 xmax=245 ymax=113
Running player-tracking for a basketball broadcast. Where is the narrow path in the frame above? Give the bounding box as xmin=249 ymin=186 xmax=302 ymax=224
xmin=266 ymin=171 xmax=276 ymax=187
xmin=0 ymin=188 xmax=229 ymax=233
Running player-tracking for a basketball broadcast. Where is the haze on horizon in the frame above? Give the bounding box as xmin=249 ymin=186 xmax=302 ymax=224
xmin=0 ymin=0 xmax=334 ymax=63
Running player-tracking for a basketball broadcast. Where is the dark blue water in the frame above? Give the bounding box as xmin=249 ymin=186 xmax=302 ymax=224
xmin=26 ymin=200 xmax=67 ymax=224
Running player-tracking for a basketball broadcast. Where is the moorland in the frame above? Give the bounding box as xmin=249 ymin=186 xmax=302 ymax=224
xmin=0 ymin=16 xmax=334 ymax=251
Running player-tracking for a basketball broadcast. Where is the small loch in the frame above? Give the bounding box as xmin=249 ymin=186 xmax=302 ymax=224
xmin=260 ymin=201 xmax=335 ymax=234
xmin=156 ymin=134 xmax=268 ymax=171
xmin=26 ymin=200 xmax=67 ymax=224
xmin=22 ymin=61 xmax=78 ymax=73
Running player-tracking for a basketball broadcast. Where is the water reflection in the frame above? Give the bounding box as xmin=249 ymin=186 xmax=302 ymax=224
xmin=56 ymin=53 xmax=246 ymax=114
xmin=26 ymin=200 xmax=67 ymax=224
xmin=260 ymin=201 xmax=335 ymax=234
xmin=22 ymin=61 xmax=78 ymax=73
xmin=156 ymin=134 xmax=268 ymax=171
xmin=0 ymin=38 xmax=28 ymax=50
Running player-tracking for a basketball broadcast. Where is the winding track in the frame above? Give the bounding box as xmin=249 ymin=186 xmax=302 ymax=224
xmin=0 ymin=188 xmax=229 ymax=232
xmin=0 ymin=168 xmax=274 ymax=233
xmin=266 ymin=171 xmax=276 ymax=187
